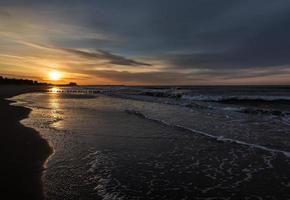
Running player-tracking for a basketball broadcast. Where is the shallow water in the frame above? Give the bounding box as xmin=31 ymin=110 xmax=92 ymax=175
xmin=11 ymin=88 xmax=290 ymax=199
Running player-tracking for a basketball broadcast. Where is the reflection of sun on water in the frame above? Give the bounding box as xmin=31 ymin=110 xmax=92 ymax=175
xmin=50 ymin=87 xmax=60 ymax=93
xmin=48 ymin=88 xmax=64 ymax=130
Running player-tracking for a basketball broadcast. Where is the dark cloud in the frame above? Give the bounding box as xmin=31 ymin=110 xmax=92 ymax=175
xmin=60 ymin=48 xmax=151 ymax=66
xmin=22 ymin=42 xmax=151 ymax=67
xmin=161 ymin=5 xmax=290 ymax=70
xmin=164 ymin=45 xmax=290 ymax=70
xmin=73 ymin=0 xmax=290 ymax=74
xmin=97 ymin=50 xmax=151 ymax=66
xmin=83 ymin=70 xmax=204 ymax=85
xmin=0 ymin=9 xmax=11 ymax=17
xmin=71 ymin=67 xmax=290 ymax=85
xmin=194 ymin=67 xmax=290 ymax=80
xmin=1 ymin=0 xmax=290 ymax=84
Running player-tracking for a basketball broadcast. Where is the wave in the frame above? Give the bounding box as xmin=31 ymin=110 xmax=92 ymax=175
xmin=52 ymin=87 xmax=290 ymax=118
xmin=54 ymin=86 xmax=290 ymax=103
xmin=182 ymin=95 xmax=290 ymax=103
xmin=238 ymin=108 xmax=290 ymax=116
xmin=124 ymin=109 xmax=290 ymax=158
xmin=118 ymin=92 xmax=290 ymax=116
xmin=101 ymin=88 xmax=290 ymax=109
xmin=139 ymin=91 xmax=183 ymax=98
xmin=217 ymin=106 xmax=290 ymax=117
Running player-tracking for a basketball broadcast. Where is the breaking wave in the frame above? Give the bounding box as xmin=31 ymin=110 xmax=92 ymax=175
xmin=124 ymin=109 xmax=290 ymax=158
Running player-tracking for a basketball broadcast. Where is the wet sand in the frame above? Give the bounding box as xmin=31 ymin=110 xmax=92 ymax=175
xmin=13 ymin=92 xmax=290 ymax=199
xmin=0 ymin=85 xmax=52 ymax=199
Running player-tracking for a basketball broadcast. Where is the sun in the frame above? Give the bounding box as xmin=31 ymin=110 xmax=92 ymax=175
xmin=49 ymin=71 xmax=61 ymax=81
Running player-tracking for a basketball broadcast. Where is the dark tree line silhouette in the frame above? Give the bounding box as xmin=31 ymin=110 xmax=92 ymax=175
xmin=0 ymin=76 xmax=49 ymax=85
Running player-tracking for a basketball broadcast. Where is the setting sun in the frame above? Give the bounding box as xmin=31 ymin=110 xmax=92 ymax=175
xmin=49 ymin=71 xmax=61 ymax=81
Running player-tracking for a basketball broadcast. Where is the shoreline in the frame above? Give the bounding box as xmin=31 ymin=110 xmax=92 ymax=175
xmin=0 ymin=85 xmax=52 ymax=199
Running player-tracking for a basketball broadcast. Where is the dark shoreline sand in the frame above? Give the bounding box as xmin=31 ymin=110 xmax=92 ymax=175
xmin=0 ymin=85 xmax=52 ymax=199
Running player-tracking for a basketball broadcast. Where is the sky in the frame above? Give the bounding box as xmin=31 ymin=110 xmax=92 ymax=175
xmin=0 ymin=0 xmax=290 ymax=85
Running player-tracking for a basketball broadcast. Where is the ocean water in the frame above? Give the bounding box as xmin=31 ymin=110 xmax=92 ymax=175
xmin=11 ymin=86 xmax=290 ymax=199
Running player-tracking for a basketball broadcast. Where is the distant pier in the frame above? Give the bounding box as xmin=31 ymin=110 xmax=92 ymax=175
xmin=47 ymin=88 xmax=100 ymax=94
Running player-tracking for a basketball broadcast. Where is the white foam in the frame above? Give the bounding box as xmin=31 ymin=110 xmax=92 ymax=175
xmin=182 ymin=95 xmax=290 ymax=102
xmin=125 ymin=109 xmax=290 ymax=158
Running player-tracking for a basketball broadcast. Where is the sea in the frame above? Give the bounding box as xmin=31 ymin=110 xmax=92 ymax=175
xmin=11 ymin=86 xmax=290 ymax=199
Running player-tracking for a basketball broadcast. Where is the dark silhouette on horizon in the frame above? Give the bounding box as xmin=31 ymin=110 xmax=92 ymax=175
xmin=0 ymin=76 xmax=49 ymax=86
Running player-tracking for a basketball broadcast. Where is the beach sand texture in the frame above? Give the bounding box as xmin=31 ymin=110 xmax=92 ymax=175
xmin=0 ymin=85 xmax=51 ymax=199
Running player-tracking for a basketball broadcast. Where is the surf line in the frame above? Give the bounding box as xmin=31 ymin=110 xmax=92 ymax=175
xmin=125 ymin=109 xmax=290 ymax=158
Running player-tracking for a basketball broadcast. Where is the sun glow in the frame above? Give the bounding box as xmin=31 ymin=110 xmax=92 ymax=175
xmin=49 ymin=71 xmax=61 ymax=81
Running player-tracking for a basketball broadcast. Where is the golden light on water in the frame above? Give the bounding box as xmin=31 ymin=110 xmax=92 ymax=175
xmin=49 ymin=71 xmax=62 ymax=81
xmin=50 ymin=87 xmax=60 ymax=93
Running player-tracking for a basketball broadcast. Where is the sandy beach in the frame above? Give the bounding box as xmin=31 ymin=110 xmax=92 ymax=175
xmin=0 ymin=85 xmax=51 ymax=199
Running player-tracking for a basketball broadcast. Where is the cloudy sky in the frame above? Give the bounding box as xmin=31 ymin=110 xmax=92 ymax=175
xmin=0 ymin=0 xmax=290 ymax=85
